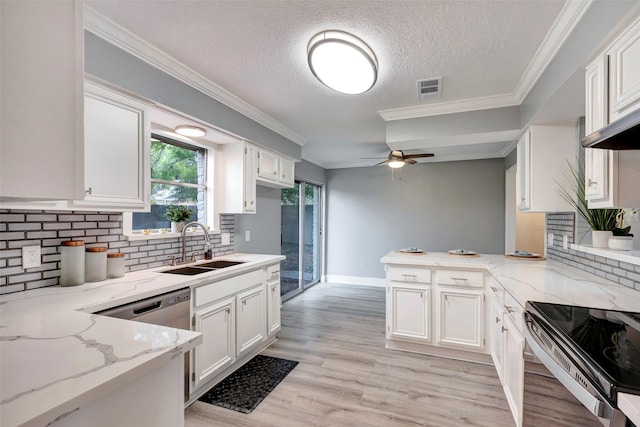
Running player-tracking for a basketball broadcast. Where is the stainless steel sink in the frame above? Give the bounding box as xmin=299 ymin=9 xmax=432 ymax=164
xmin=196 ymin=260 xmax=245 ymax=269
xmin=161 ymin=260 xmax=245 ymax=275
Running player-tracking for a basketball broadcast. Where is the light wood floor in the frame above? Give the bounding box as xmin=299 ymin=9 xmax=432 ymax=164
xmin=185 ymin=283 xmax=600 ymax=427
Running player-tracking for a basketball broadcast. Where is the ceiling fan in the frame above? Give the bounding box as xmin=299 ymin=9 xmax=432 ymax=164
xmin=367 ymin=150 xmax=434 ymax=168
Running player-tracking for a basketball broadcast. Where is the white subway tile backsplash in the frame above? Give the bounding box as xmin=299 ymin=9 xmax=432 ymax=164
xmin=0 ymin=209 xmax=235 ymax=293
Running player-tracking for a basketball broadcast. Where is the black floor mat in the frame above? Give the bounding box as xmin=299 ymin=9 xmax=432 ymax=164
xmin=197 ymin=355 xmax=298 ymax=414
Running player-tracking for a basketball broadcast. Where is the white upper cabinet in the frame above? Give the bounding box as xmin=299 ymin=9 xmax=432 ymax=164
xmin=70 ymin=82 xmax=150 ymax=211
xmin=255 ymin=148 xmax=295 ymax=189
xmin=608 ymin=17 xmax=640 ymax=123
xmin=0 ymin=0 xmax=84 ymax=201
xmin=218 ymin=142 xmax=257 ymax=214
xmin=584 ymin=16 xmax=640 ymax=209
xmin=516 ymin=125 xmax=576 ymax=212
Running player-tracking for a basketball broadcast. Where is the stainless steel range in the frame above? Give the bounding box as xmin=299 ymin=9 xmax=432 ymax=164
xmin=525 ymin=301 xmax=639 ymax=427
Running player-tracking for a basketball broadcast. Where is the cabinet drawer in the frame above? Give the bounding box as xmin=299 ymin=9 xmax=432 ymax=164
xmin=503 ymin=291 xmax=524 ymax=334
xmin=266 ymin=264 xmax=280 ymax=282
xmin=388 ymin=267 xmax=431 ymax=284
xmin=435 ymin=269 xmax=483 ymax=287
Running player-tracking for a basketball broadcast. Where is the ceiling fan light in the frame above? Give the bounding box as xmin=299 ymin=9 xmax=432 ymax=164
xmin=174 ymin=125 xmax=207 ymax=137
xmin=308 ymin=30 xmax=378 ymax=95
xmin=388 ymin=160 xmax=405 ymax=168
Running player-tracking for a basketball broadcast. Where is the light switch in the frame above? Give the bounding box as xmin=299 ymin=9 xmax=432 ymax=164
xmin=547 ymin=233 xmax=554 ymax=247
xmin=245 ymin=230 xmax=251 ymax=242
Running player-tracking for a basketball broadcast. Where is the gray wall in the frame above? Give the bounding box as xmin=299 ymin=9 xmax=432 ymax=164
xmin=326 ymin=159 xmax=505 ymax=278
xmin=233 ymin=186 xmax=282 ymax=255
xmin=295 ymin=159 xmax=327 ymax=185
xmin=84 ymin=31 xmax=301 ymax=160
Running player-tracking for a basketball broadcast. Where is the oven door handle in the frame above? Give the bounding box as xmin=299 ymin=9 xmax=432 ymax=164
xmin=524 ymin=319 xmax=608 ymax=418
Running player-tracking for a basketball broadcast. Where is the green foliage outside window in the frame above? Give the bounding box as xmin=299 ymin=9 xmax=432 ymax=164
xmin=150 ymin=140 xmax=198 ymax=203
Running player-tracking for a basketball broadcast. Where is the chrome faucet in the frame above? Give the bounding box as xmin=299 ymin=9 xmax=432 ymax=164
xmin=179 ymin=221 xmax=211 ymax=264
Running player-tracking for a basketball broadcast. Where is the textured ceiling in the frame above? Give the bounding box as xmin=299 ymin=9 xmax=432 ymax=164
xmin=86 ymin=0 xmax=566 ymax=168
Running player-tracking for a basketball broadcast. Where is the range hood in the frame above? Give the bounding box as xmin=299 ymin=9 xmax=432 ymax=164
xmin=581 ymin=108 xmax=640 ymax=149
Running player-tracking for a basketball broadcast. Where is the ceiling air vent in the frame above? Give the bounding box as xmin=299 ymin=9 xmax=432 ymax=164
xmin=417 ymin=77 xmax=442 ymax=100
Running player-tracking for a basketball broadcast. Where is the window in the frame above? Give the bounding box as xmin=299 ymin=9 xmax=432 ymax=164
xmin=131 ymin=134 xmax=208 ymax=232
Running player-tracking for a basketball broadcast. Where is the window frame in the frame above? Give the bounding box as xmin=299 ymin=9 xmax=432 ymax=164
xmin=123 ymin=132 xmax=219 ymax=240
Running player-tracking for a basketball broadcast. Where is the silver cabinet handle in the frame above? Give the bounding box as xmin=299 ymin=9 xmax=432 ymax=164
xmin=495 ymin=316 xmax=500 ymax=324
xmin=86 ymin=187 xmax=92 ymax=195
xmin=451 ymin=277 xmax=469 ymax=282
xmin=402 ymin=274 xmax=417 ymax=280
xmin=501 ymin=326 xmax=508 ymax=333
xmin=490 ymin=287 xmax=499 ymax=292
xmin=587 ymin=179 xmax=598 ymax=187
xmin=504 ymin=305 xmax=516 ymax=313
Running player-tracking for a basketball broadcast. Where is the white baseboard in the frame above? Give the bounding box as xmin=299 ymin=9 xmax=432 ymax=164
xmin=322 ymin=275 xmax=386 ymax=287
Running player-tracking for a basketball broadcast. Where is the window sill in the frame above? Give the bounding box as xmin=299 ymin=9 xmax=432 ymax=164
xmin=570 ymin=243 xmax=640 ymax=267
xmin=126 ymin=229 xmax=221 ymax=241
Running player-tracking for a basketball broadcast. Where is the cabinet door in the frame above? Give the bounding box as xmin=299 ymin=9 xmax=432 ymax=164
xmin=244 ymin=145 xmax=257 ymax=213
xmin=257 ymin=150 xmax=279 ymax=181
xmin=387 ymin=284 xmax=430 ymax=343
xmin=193 ymin=298 xmax=235 ymax=388
xmin=267 ymin=281 xmax=281 ymax=335
xmin=608 ymin=18 xmax=640 ymax=122
xmin=490 ymin=301 xmax=504 ymax=383
xmin=436 ymin=288 xmax=484 ymax=350
xmin=0 ymin=0 xmax=84 ymax=201
xmin=278 ymin=158 xmax=295 ymax=187
xmin=585 ymin=55 xmax=608 ymax=135
xmin=503 ymin=314 xmax=524 ymax=427
xmin=72 ymin=82 xmax=150 ymax=210
xmin=237 ymin=285 xmax=266 ymax=356
xmin=516 ymin=131 xmax=531 ymax=211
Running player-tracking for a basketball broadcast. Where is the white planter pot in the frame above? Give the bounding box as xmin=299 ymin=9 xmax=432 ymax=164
xmin=592 ymin=230 xmax=612 ymax=248
xmin=171 ymin=222 xmax=185 ymax=233
xmin=608 ymin=236 xmax=633 ymax=251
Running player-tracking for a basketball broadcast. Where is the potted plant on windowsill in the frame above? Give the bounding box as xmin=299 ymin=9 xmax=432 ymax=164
xmin=165 ymin=205 xmax=193 ymax=233
xmin=557 ymin=161 xmax=619 ymax=248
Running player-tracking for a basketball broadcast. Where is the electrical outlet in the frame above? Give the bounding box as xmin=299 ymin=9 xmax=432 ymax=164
xmin=245 ymin=230 xmax=251 ymax=242
xmin=22 ymin=245 xmax=41 ymax=269
xmin=547 ymin=233 xmax=554 ymax=247
xmin=221 ymin=232 xmax=231 ymax=246
xmin=563 ymin=235 xmax=569 ymax=250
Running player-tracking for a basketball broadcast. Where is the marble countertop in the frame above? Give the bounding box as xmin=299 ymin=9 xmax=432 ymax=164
xmin=0 ymin=253 xmax=284 ymax=427
xmin=380 ymin=251 xmax=640 ymax=311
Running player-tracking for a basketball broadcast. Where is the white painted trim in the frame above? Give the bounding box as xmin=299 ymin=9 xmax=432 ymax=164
xmin=569 ymin=243 xmax=640 ymax=266
xmin=513 ymin=0 xmax=593 ymax=102
xmin=379 ymin=1 xmax=592 ymax=122
xmin=323 ymin=275 xmax=386 ymax=287
xmin=378 ymin=93 xmax=518 ymax=121
xmin=84 ymin=7 xmax=307 ymax=147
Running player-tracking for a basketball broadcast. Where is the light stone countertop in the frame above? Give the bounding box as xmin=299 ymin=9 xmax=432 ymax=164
xmin=381 ymin=250 xmax=640 ymax=422
xmin=380 ymin=251 xmax=640 ymax=311
xmin=0 ymin=253 xmax=284 ymax=427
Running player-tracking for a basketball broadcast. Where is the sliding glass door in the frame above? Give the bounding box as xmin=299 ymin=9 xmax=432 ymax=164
xmin=281 ymin=181 xmax=322 ymax=300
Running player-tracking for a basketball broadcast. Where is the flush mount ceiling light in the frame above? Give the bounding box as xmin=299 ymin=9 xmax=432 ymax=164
xmin=174 ymin=125 xmax=206 ymax=137
xmin=307 ymin=30 xmax=378 ymax=95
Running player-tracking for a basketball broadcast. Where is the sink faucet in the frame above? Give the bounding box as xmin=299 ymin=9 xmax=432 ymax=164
xmin=179 ymin=221 xmax=211 ymax=264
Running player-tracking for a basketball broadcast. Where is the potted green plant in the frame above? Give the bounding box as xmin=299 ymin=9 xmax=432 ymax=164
xmin=557 ymin=161 xmax=619 ymax=248
xmin=165 ymin=205 xmax=193 ymax=233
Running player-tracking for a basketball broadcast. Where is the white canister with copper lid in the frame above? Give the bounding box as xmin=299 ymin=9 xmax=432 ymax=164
xmin=60 ymin=240 xmax=85 ymax=286
xmin=107 ymin=252 xmax=125 ymax=278
xmin=85 ymin=247 xmax=107 ymax=282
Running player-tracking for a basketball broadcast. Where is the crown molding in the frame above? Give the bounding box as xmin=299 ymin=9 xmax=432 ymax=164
xmin=378 ymin=93 xmax=518 ymax=121
xmin=84 ymin=7 xmax=307 ymax=147
xmin=379 ymin=0 xmax=592 ymax=122
xmin=513 ymin=0 xmax=593 ymax=102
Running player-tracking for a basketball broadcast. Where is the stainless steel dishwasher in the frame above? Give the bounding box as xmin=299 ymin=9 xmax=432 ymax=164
xmin=97 ymin=288 xmax=191 ymax=401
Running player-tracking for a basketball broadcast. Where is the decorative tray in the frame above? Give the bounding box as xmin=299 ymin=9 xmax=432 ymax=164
xmin=505 ymin=250 xmax=546 ymax=261
xmin=447 ymin=249 xmax=478 ymax=256
xmin=396 ymin=248 xmax=426 ymax=255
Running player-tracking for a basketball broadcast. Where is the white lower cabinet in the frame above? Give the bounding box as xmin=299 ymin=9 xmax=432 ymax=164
xmin=193 ymin=297 xmax=235 ymax=388
xmin=190 ymin=264 xmax=280 ymax=399
xmin=502 ymin=314 xmax=525 ymax=427
xmin=236 ymin=284 xmax=266 ymax=357
xmin=436 ymin=288 xmax=483 ymax=350
xmin=387 ymin=283 xmax=431 ymax=342
xmin=490 ymin=300 xmax=504 ymax=383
